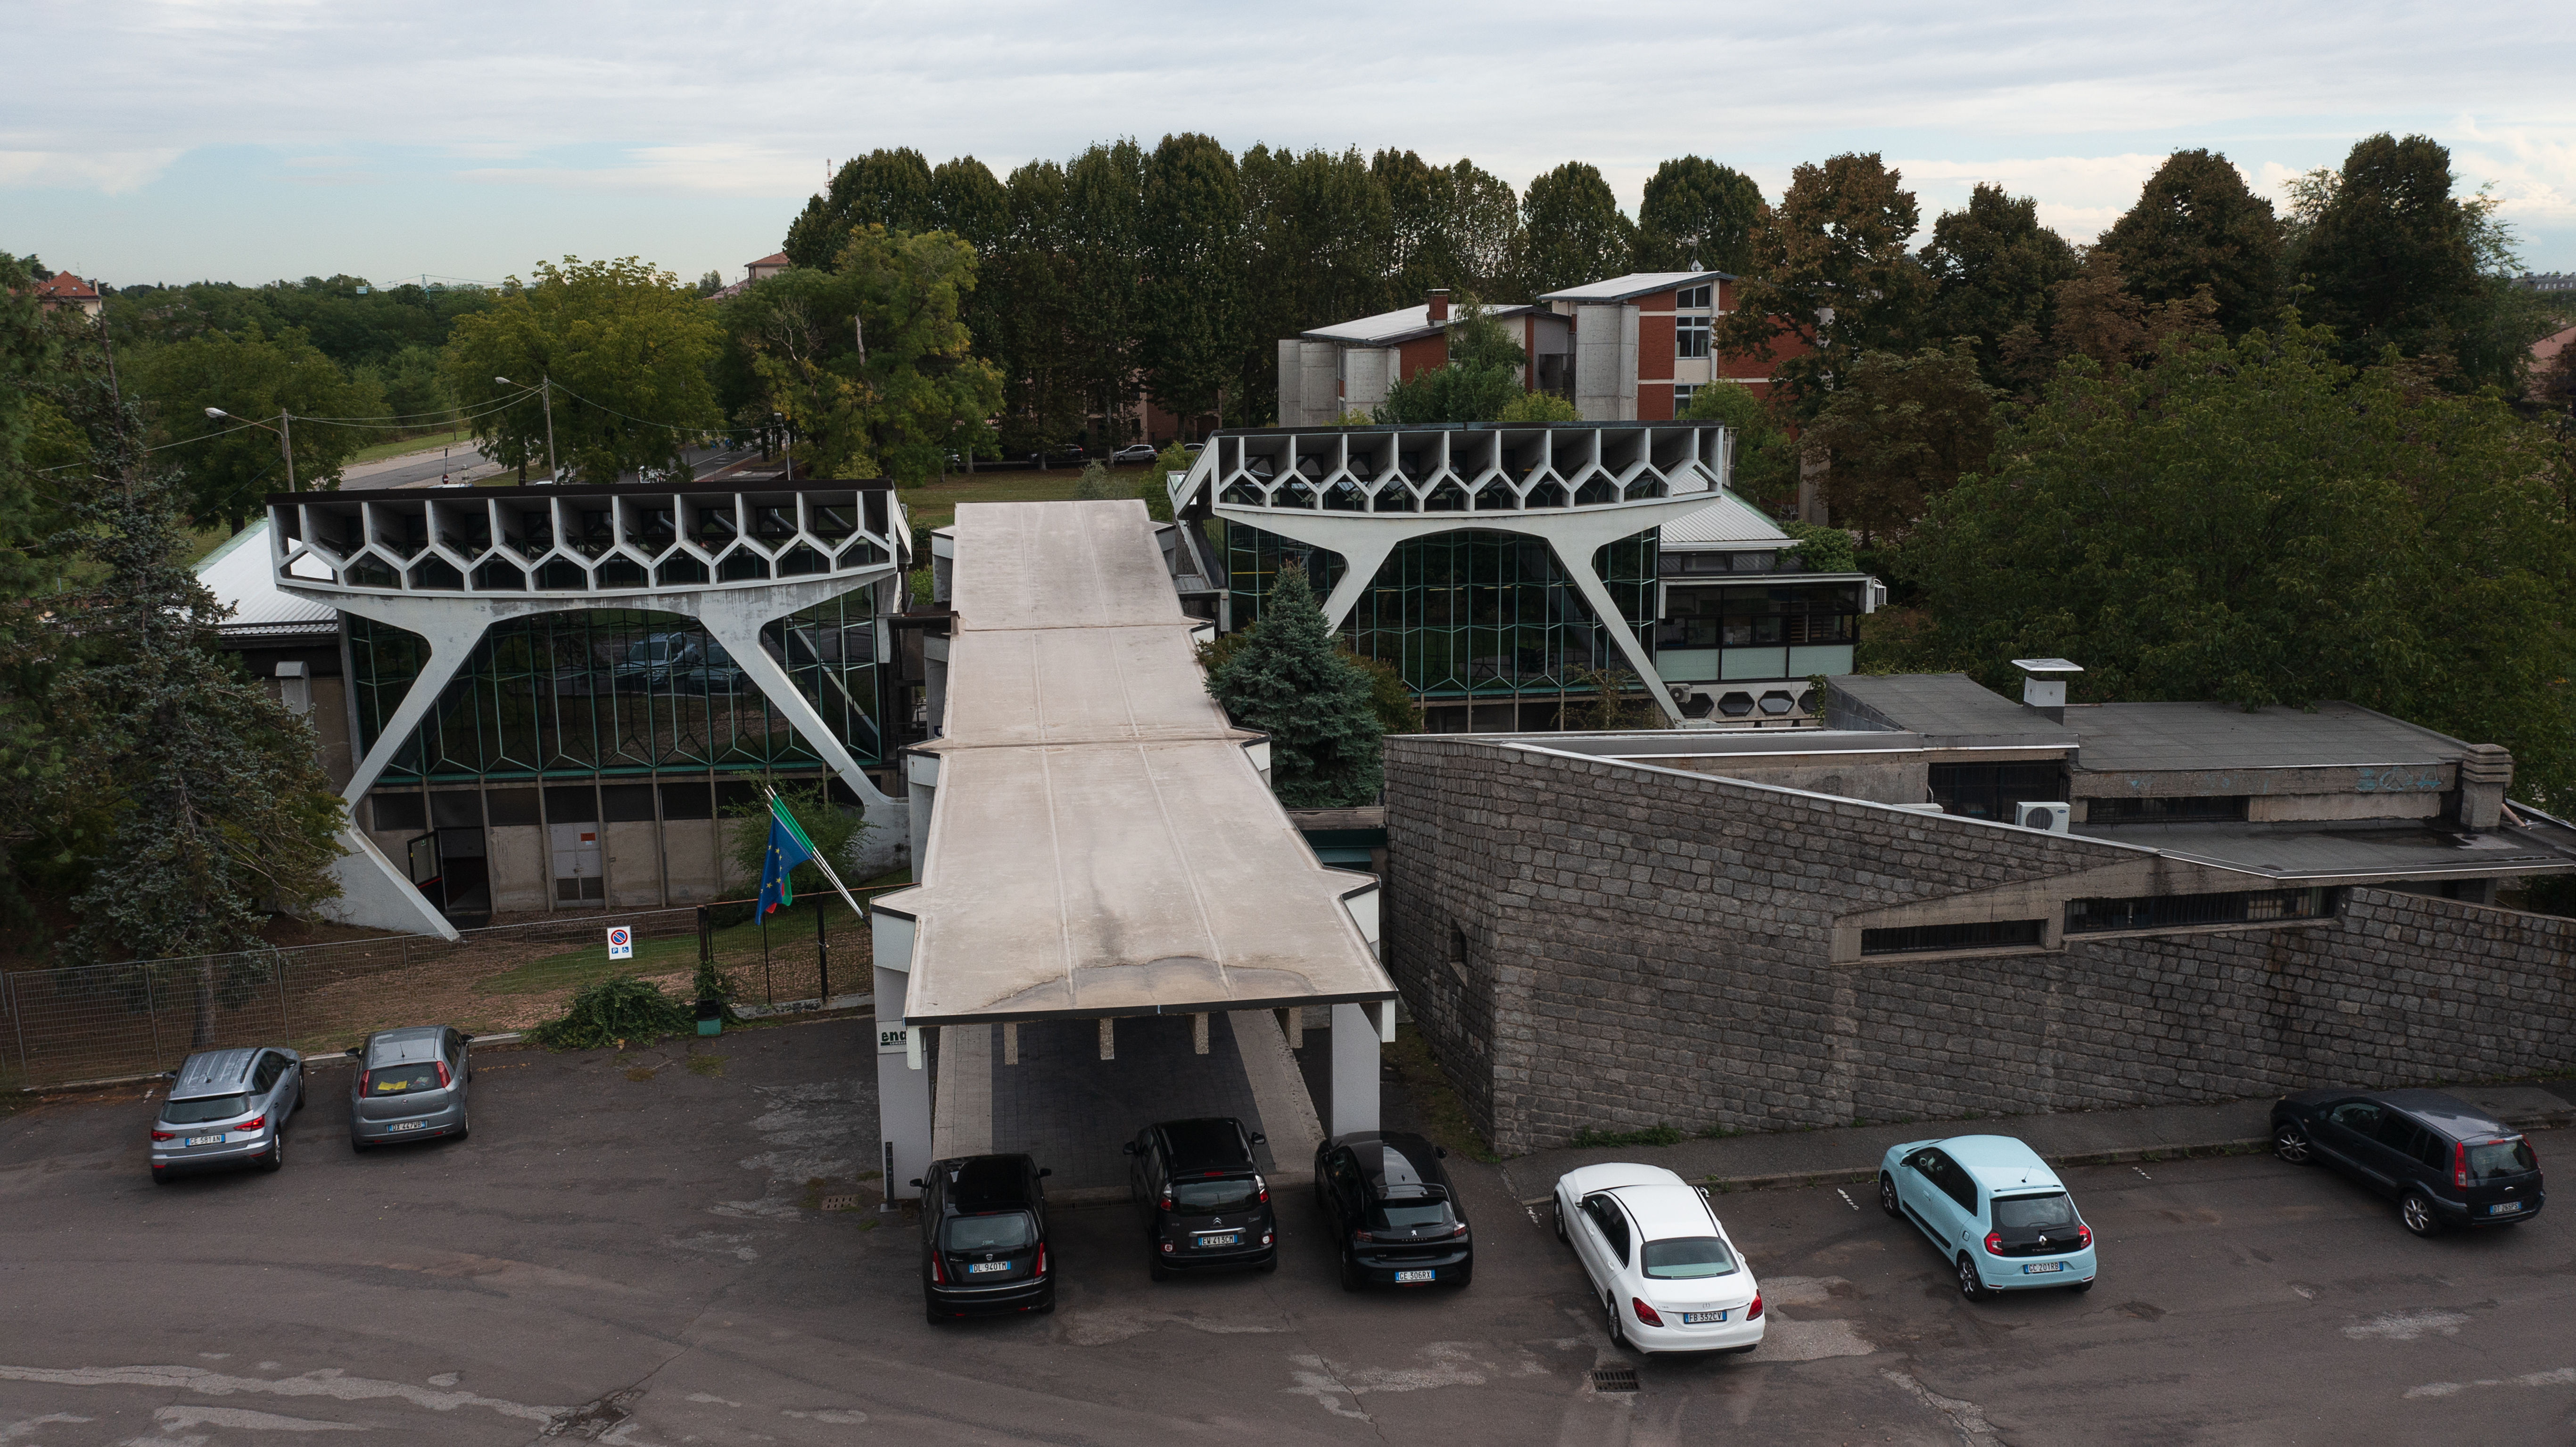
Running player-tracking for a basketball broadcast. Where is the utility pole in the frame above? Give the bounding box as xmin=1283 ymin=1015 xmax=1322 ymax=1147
xmin=280 ymin=409 xmax=297 ymax=492
xmin=541 ymin=374 xmax=559 ymax=484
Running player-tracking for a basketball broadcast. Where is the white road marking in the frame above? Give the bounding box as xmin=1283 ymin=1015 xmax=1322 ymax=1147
xmin=2345 ymin=1310 xmax=2471 ymax=1341
xmin=0 ymin=1365 xmax=557 ymax=1424
xmin=1835 ymin=1188 xmax=1859 ymax=1212
xmin=2406 ymin=1366 xmax=2575 ymax=1399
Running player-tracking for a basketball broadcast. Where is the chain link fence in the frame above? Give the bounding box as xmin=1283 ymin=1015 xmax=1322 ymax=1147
xmin=0 ymin=894 xmax=885 ymax=1093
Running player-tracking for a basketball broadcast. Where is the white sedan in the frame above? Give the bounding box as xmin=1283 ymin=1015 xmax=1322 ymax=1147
xmin=1553 ymin=1163 xmax=1763 ymax=1355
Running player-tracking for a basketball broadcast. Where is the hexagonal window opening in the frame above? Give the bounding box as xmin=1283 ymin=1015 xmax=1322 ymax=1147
xmin=1758 ymin=690 xmax=1796 ymax=715
xmin=1717 ymin=691 xmax=1756 ymax=718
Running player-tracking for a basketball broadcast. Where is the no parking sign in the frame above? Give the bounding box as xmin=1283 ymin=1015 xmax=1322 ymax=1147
xmin=606 ymin=926 xmax=633 ymax=961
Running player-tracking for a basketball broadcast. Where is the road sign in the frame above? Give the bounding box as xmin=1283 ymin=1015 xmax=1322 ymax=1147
xmin=607 ymin=926 xmax=633 ymax=961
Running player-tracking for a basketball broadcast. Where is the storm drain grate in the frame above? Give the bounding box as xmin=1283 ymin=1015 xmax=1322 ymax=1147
xmin=1590 ymin=1366 xmax=1640 ymax=1393
xmin=818 ymin=1194 xmax=863 ymax=1212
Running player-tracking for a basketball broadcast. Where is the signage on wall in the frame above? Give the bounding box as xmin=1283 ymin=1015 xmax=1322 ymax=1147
xmin=606 ymin=926 xmax=633 ymax=960
xmin=876 ymin=1023 xmax=910 ymax=1055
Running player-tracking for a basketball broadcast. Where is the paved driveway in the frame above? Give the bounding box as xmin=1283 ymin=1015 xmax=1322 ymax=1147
xmin=1 ymin=1018 xmax=2567 ymax=1443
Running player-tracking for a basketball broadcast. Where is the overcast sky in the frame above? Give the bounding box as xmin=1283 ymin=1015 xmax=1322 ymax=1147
xmin=8 ymin=0 xmax=2573 ymax=290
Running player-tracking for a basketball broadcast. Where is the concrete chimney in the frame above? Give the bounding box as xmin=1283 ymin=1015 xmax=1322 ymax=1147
xmin=2010 ymin=658 xmax=2083 ymax=724
xmin=1426 ymin=289 xmax=1450 ymax=323
xmin=2454 ymin=743 xmax=2513 ymax=832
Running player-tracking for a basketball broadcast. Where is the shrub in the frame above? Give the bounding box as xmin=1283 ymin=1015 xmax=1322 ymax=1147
xmin=528 ymin=974 xmax=695 ymax=1050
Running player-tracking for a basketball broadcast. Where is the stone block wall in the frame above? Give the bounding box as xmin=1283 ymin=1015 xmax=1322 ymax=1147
xmin=1383 ymin=737 xmax=2576 ymax=1154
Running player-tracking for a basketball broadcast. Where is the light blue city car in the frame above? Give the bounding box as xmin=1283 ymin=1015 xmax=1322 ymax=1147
xmin=1878 ymin=1135 xmax=2097 ymax=1299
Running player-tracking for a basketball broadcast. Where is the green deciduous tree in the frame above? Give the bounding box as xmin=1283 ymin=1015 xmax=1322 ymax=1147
xmin=1918 ymin=184 xmax=2079 ymax=390
xmin=1376 ymin=152 xmax=1525 ymax=301
xmin=722 ymin=781 xmax=864 ymax=899
xmin=444 ymin=257 xmax=725 ymax=483
xmin=1678 ymin=381 xmax=1799 ymax=512
xmin=1717 ymin=153 xmax=1928 ymax=419
xmin=1800 ymin=344 xmax=1999 ymax=539
xmin=1517 ymin=162 xmax=1637 ymax=296
xmin=982 ymin=158 xmax=1086 ymax=460
xmin=1207 ymin=568 xmax=1384 ymax=807
xmin=1375 ymin=296 xmax=1527 ymax=423
xmin=784 ymin=148 xmax=941 ymax=268
xmin=1065 ymin=141 xmax=1151 ymax=448
xmin=1140 ymin=133 xmax=1246 ymax=429
xmin=1238 ymin=145 xmax=1393 ymax=424
xmin=1899 ymin=323 xmax=2576 ymax=804
xmin=1636 ymin=156 xmax=1762 ymax=274
xmin=2097 ymin=149 xmax=2282 ymax=337
xmin=2294 ymin=133 xmax=2489 ymax=378
xmin=125 ymin=322 xmax=384 ymax=528
xmin=728 ymin=227 xmax=1005 ymax=484
xmin=1496 ymin=391 xmax=1581 ymax=422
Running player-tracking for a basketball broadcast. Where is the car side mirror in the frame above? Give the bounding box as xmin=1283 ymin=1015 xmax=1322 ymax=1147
xmin=908 ymin=1178 xmax=925 ymax=1189
xmin=1039 ymin=1167 xmax=1052 ymax=1178
xmin=1121 ymin=1143 xmax=1138 ymax=1155
xmin=459 ymin=1032 xmax=475 ymax=1043
xmin=1435 ymin=1146 xmax=1448 ymax=1159
xmin=344 ymin=1047 xmax=363 ymax=1060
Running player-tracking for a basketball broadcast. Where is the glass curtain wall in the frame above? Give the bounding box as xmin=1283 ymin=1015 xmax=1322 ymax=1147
xmin=1224 ymin=526 xmax=1657 ymax=701
xmin=348 ymin=595 xmax=882 ymax=785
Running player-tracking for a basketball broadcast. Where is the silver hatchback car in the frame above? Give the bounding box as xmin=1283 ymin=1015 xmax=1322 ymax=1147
xmin=347 ymin=1026 xmax=474 ymax=1151
xmin=150 ymin=1046 xmax=303 ymax=1182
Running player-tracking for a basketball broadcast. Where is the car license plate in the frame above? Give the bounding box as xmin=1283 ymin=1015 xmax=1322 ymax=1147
xmin=2023 ymin=1261 xmax=2066 ymax=1274
xmin=2491 ymin=1201 xmax=2524 ymax=1215
xmin=1682 ymin=1310 xmax=1729 ymax=1324
xmin=187 ymin=1135 xmax=226 ymax=1147
xmin=386 ymin=1121 xmax=426 ymax=1133
xmin=1198 ymin=1233 xmax=1239 ymax=1247
xmin=1394 ymin=1269 xmax=1435 ymax=1283
xmin=966 ymin=1261 xmax=1010 ymax=1274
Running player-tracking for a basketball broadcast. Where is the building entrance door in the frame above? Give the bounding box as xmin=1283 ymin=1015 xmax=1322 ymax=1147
xmin=404 ymin=832 xmax=444 ymax=911
xmin=437 ymin=827 xmax=491 ymax=922
xmin=550 ymin=822 xmax=604 ymax=903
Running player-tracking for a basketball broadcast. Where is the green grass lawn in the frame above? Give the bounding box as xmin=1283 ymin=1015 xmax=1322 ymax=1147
xmin=477 ymin=893 xmax=889 ymax=998
xmin=346 ymin=426 xmax=475 ymax=466
xmin=898 ymin=464 xmax=1163 ymax=531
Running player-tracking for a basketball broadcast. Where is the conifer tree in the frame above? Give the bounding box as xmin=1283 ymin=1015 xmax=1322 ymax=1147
xmin=1207 ymin=569 xmax=1384 ymax=807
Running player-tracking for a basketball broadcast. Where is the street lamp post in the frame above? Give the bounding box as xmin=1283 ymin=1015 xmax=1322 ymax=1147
xmin=495 ymin=375 xmax=558 ymax=484
xmin=205 ymin=407 xmax=296 ymax=492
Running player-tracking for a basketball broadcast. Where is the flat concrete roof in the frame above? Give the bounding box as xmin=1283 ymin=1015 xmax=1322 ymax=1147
xmin=2088 ymin=820 xmax=2576 ymax=883
xmin=1301 ymin=302 xmax=1541 ymax=346
xmin=879 ymin=499 xmax=1396 ymax=1028
xmin=1828 ymin=673 xmax=2078 ymax=749
xmin=2066 ymin=701 xmax=2473 ymax=773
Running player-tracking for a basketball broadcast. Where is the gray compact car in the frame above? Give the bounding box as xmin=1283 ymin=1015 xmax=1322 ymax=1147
xmin=150 ymin=1046 xmax=303 ymax=1183
xmin=347 ymin=1026 xmax=474 ymax=1151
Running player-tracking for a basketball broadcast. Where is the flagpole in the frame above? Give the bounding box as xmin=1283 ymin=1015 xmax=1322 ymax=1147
xmin=765 ymin=785 xmax=867 ymax=918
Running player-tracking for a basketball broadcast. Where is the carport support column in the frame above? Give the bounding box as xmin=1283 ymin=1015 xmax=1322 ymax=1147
xmin=870 ymin=907 xmax=931 ymax=1203
xmin=1327 ymin=1002 xmax=1379 ymax=1136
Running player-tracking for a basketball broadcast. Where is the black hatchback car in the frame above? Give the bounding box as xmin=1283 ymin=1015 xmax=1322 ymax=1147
xmin=1125 ymin=1117 xmax=1276 ymax=1278
xmin=2272 ymin=1087 xmax=2544 ymax=1235
xmin=911 ymin=1153 xmax=1055 ymax=1322
xmin=1313 ymin=1130 xmax=1473 ymax=1290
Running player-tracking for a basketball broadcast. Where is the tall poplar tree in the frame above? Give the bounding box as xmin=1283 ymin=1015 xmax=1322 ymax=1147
xmin=2295 ymin=133 xmax=2487 ymax=374
xmin=1139 ymin=132 xmax=1244 ymax=429
xmin=1517 ymin=162 xmax=1637 ymax=296
xmin=1636 ymin=156 xmax=1762 ymax=274
xmin=784 ymin=148 xmax=941 ymax=268
xmin=1917 ymin=184 xmax=2079 ymax=389
xmin=2097 ymin=149 xmax=2282 ymax=337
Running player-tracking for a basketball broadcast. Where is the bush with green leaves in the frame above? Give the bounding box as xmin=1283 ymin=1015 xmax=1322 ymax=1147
xmin=1496 ymin=391 xmax=1581 ymax=422
xmin=528 ymin=974 xmax=696 ymax=1050
xmin=1207 ymin=570 xmax=1385 ymax=806
xmin=1071 ymin=459 xmax=1115 ymax=499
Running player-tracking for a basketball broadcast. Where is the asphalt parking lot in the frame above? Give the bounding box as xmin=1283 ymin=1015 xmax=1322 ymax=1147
xmin=1 ymin=1017 xmax=2568 ymax=1445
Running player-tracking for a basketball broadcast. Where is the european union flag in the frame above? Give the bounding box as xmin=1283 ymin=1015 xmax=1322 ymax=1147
xmin=757 ymin=794 xmax=817 ymax=917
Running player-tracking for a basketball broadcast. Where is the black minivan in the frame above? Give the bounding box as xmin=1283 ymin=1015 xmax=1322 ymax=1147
xmin=912 ymin=1153 xmax=1054 ymax=1322
xmin=1313 ymin=1130 xmax=1474 ymax=1290
xmin=1125 ymin=1117 xmax=1276 ymax=1278
xmin=2271 ymin=1087 xmax=2544 ymax=1235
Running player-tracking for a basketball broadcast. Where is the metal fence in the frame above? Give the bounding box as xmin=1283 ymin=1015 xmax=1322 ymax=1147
xmin=0 ymin=894 xmax=883 ymax=1093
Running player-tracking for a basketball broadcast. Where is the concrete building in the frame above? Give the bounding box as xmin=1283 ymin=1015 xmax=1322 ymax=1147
xmin=1379 ymin=666 xmax=2576 ymax=1153
xmin=1276 ymin=290 xmax=1569 ymax=426
xmin=1165 ymin=421 xmax=1879 ymax=730
xmin=224 ymin=479 xmax=917 ymax=937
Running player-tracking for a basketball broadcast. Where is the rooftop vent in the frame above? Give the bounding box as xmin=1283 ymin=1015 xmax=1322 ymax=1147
xmin=2011 ymin=658 xmax=2082 ymax=723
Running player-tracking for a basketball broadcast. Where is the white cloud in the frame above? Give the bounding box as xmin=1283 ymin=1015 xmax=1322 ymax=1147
xmin=458 ymin=145 xmax=828 ymax=199
xmin=0 ymin=147 xmax=184 ymax=194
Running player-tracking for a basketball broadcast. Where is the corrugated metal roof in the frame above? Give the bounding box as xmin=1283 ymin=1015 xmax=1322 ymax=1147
xmin=1657 ymin=492 xmax=1792 ymax=547
xmin=197 ymin=518 xmax=339 ymax=637
xmin=1301 ymin=302 xmax=1540 ymax=346
xmin=1539 ymin=270 xmax=1734 ymax=303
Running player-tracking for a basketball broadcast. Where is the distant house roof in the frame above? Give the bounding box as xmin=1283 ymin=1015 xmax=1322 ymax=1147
xmin=33 ymin=270 xmax=99 ymax=302
xmin=749 ymin=251 xmax=789 ymax=268
xmin=1301 ymin=302 xmax=1540 ymax=347
xmin=1658 ymin=490 xmax=1792 ymax=548
xmin=2534 ymin=323 xmax=2576 ymax=367
xmin=1539 ymin=270 xmax=1734 ymax=304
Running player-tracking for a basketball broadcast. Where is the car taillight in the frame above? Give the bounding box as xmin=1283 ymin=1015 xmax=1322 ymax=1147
xmin=436 ymin=1060 xmax=450 ymax=1088
xmin=151 ymin=1130 xmax=175 ymax=1142
xmin=1983 ymin=1231 xmax=2003 ymax=1255
xmin=358 ymin=1071 xmax=372 ymax=1095
xmin=1631 ymin=1298 xmax=1663 ymax=1327
xmin=1452 ymin=1222 xmax=1470 ymax=1237
xmin=930 ymin=1254 xmax=945 ymax=1283
xmin=1746 ymin=1292 xmax=1763 ymax=1320
xmin=1354 ymin=1230 xmax=1374 ymax=1245
xmin=1159 ymin=1241 xmax=1174 ymax=1253
xmin=1033 ymin=1244 xmax=1047 ymax=1276
xmin=2454 ymin=1140 xmax=2469 ymax=1191
xmin=240 ymin=1117 xmax=263 ymax=1131
xmin=1158 ymin=1188 xmax=1172 ymax=1210
xmin=1256 ymin=1174 xmax=1268 ymax=1204
xmin=2077 ymin=1224 xmax=2092 ymax=1249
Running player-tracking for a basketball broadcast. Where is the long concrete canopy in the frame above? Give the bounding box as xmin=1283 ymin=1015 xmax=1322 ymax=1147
xmin=871 ymin=500 xmax=1395 ymax=1028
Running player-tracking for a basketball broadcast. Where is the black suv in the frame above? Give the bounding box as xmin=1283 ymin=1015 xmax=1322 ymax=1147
xmin=1313 ymin=1130 xmax=1473 ymax=1290
xmin=911 ymin=1153 xmax=1055 ymax=1322
xmin=1125 ymin=1117 xmax=1276 ymax=1278
xmin=2272 ymin=1087 xmax=2544 ymax=1235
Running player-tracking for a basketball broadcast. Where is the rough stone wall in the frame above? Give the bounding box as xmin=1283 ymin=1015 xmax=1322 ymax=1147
xmin=1382 ymin=737 xmax=2576 ymax=1154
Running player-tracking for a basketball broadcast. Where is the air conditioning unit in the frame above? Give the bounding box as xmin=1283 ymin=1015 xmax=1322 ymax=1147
xmin=2015 ymin=801 xmax=2072 ymax=834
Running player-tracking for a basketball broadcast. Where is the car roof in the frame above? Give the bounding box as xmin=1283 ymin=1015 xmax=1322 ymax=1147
xmin=1560 ymin=1161 xmax=1689 ymax=1197
xmin=365 ymin=1027 xmax=446 ymax=1063
xmin=1937 ymin=1135 xmax=2063 ymax=1192
xmin=938 ymin=1154 xmax=1035 ymax=1211
xmin=1340 ymin=1133 xmax=1450 ymax=1200
xmin=170 ymin=1048 xmax=263 ymax=1098
xmin=1607 ymin=1182 xmax=1719 ymax=1238
xmin=1155 ymin=1118 xmax=1254 ymax=1172
xmin=2370 ymin=1089 xmax=2514 ymax=1140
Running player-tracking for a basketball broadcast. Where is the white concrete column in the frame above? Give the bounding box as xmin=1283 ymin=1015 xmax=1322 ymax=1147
xmin=696 ymin=593 xmax=893 ymax=810
xmin=872 ymin=907 xmax=932 ymax=1200
xmin=1328 ymin=1001 xmax=1379 ymax=1137
xmin=1557 ymin=549 xmax=1685 ymax=723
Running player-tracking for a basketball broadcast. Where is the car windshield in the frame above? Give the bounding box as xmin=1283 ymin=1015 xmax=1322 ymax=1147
xmin=1368 ymin=1200 xmax=1454 ymax=1232
xmin=367 ymin=1063 xmax=442 ymax=1095
xmin=939 ymin=1211 xmax=1035 ymax=1252
xmin=1171 ymin=1176 xmax=1261 ymax=1214
xmin=160 ymin=1094 xmax=249 ymax=1125
xmin=1641 ymin=1236 xmax=1738 ymax=1278
xmin=628 ymin=640 xmax=672 ymax=664
xmin=1992 ymin=1192 xmax=2076 ymax=1230
xmin=2468 ymin=1138 xmax=2537 ymax=1179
